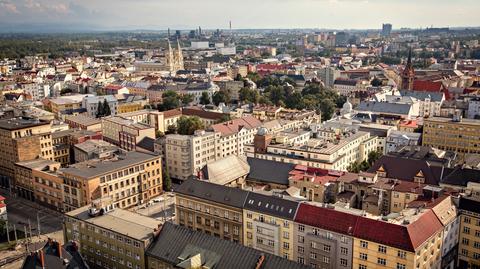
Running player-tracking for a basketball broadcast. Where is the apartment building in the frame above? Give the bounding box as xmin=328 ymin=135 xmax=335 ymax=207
xmin=146 ymin=222 xmax=310 ymax=269
xmin=164 ymin=130 xmax=220 ymax=180
xmin=52 ymin=129 xmax=73 ymax=166
xmin=117 ymin=110 xmax=165 ymax=133
xmin=64 ymin=115 xmax=102 ymax=132
xmin=102 ymin=116 xmax=156 ymax=151
xmin=60 ymin=151 xmax=162 ymax=211
xmin=0 ymin=117 xmax=53 ymax=189
xmin=47 ymin=94 xmax=93 ymax=118
xmin=457 ymin=196 xmax=480 ymax=269
xmin=246 ymin=130 xmax=378 ymax=171
xmin=243 ymin=192 xmax=299 ymax=261
xmin=175 ymin=179 xmax=247 ymax=243
xmin=82 ymin=95 xmax=118 ymax=118
xmin=210 ymin=116 xmax=262 ymax=158
xmin=294 ymin=203 xmax=355 ymax=269
xmin=423 ymin=116 xmax=480 ymax=154
xmin=64 ymin=198 xmax=162 ymax=269
xmin=14 ymin=158 xmax=62 ymax=209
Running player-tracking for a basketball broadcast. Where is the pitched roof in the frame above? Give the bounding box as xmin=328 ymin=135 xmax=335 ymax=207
xmin=440 ymin=167 xmax=480 ymax=187
xmin=247 ymin=157 xmax=295 ymax=186
xmin=368 ymin=155 xmax=443 ymax=185
xmin=295 ymin=203 xmax=443 ymax=252
xmin=459 ymin=196 xmax=480 ymax=214
xmin=357 ymin=101 xmax=413 ymax=116
xmin=175 ymin=179 xmax=249 ymax=209
xmin=210 ymin=116 xmax=262 ymax=136
xmin=244 ymin=192 xmax=299 ymax=220
xmin=182 ymin=107 xmax=224 ymax=120
xmin=201 ymin=155 xmax=250 ymax=185
xmin=146 ymin=222 xmax=310 ymax=269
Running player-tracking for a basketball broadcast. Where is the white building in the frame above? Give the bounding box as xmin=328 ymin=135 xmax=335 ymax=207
xmin=216 ymin=47 xmax=236 ymax=56
xmin=399 ymin=90 xmax=445 ymax=117
xmin=190 ymin=41 xmax=210 ymax=49
xmin=183 ymin=82 xmax=219 ymax=104
xmin=82 ymin=95 xmax=118 ymax=118
xmin=385 ymin=130 xmax=422 ymax=153
xmin=467 ymin=97 xmax=480 ymax=119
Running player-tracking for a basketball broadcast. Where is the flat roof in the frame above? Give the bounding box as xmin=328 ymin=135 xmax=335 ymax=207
xmin=425 ymin=117 xmax=480 ymax=126
xmin=0 ymin=117 xmax=50 ymax=131
xmin=66 ymin=207 xmax=161 ymax=241
xmin=65 ymin=115 xmax=101 ymax=126
xmin=61 ymin=151 xmax=158 ymax=179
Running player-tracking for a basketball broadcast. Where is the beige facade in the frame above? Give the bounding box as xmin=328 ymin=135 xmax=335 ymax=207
xmin=164 ymin=131 xmax=220 ymax=180
xmin=61 ymin=152 xmax=162 ymax=211
xmin=64 ymin=198 xmax=161 ymax=269
xmin=0 ymin=118 xmax=53 ymax=190
xmin=102 ymin=116 xmax=156 ymax=151
xmin=423 ymin=117 xmax=480 ymax=154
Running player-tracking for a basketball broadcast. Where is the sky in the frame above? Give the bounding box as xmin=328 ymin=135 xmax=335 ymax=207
xmin=0 ymin=0 xmax=479 ymax=31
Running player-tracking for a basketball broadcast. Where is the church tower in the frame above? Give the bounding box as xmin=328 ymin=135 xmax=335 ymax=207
xmin=401 ymin=48 xmax=415 ymax=90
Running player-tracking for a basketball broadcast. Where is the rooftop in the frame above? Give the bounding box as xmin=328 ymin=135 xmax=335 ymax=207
xmin=66 ymin=206 xmax=161 ymax=241
xmin=61 ymin=151 xmax=158 ymax=179
xmin=424 ymin=116 xmax=480 ymax=126
xmin=0 ymin=117 xmax=50 ymax=131
xmin=65 ymin=114 xmax=101 ymax=126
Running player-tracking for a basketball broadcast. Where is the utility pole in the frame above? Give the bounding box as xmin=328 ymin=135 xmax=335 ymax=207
xmin=37 ymin=211 xmax=41 ymax=237
xmin=5 ymin=221 xmax=10 ymax=243
xmin=13 ymin=224 xmax=17 ymax=242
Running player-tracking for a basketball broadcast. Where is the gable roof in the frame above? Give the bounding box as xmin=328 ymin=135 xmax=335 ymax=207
xmin=247 ymin=157 xmax=295 ymax=186
xmin=295 ymin=203 xmax=443 ymax=252
xmin=210 ymin=116 xmax=262 ymax=136
xmin=146 ymin=222 xmax=310 ymax=269
xmin=357 ymin=101 xmax=413 ymax=116
xmin=368 ymin=155 xmax=443 ymax=185
xmin=244 ymin=192 xmax=299 ymax=220
xmin=175 ymin=179 xmax=249 ymax=209
xmin=201 ymin=155 xmax=250 ymax=185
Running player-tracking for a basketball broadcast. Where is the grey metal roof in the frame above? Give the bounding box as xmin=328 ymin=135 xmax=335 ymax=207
xmin=399 ymin=90 xmax=444 ymax=102
xmin=61 ymin=151 xmax=158 ymax=179
xmin=357 ymin=101 xmax=412 ymax=115
xmin=175 ymin=179 xmax=249 ymax=209
xmin=244 ymin=192 xmax=299 ymax=220
xmin=246 ymin=157 xmax=295 ymax=186
xmin=147 ymin=222 xmax=309 ymax=269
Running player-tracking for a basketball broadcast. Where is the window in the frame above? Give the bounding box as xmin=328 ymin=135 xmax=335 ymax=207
xmin=298 ymin=235 xmax=304 ymax=243
xmin=359 ymin=253 xmax=368 ymax=260
xmin=310 ymin=252 xmax=317 ymax=259
xmin=283 ymin=231 xmax=289 ymax=239
xmin=340 ymin=258 xmax=347 ymax=266
xmin=378 ymin=245 xmax=387 ymax=254
xmin=397 ymin=250 xmax=406 ymax=259
xmin=283 ymin=242 xmax=289 ymax=250
xmin=323 ymin=256 xmax=330 ymax=264
xmin=464 ymin=216 xmax=471 ymax=224
xmin=397 ymin=263 xmax=406 ymax=269
xmin=341 ymin=247 xmax=348 ymax=255
xmin=323 ymin=244 xmax=331 ymax=252
xmin=462 ymin=238 xmax=470 ymax=245
xmin=474 ymin=241 xmax=480 ymax=249
xmin=461 ymin=249 xmax=468 ymax=256
xmin=298 ymin=224 xmax=305 ymax=232
xmin=464 ymin=227 xmax=471 ymax=234
xmin=359 ymin=265 xmax=367 ymax=269
xmin=377 ymin=257 xmax=386 ymax=266
xmin=297 ymin=257 xmax=305 ymax=264
xmin=298 ymin=246 xmax=304 ymax=253
xmin=360 ymin=240 xmax=368 ymax=248
xmin=311 ymin=241 xmax=318 ymax=249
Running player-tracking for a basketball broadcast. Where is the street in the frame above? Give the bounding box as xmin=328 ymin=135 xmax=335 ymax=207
xmin=0 ymin=189 xmax=63 ymax=236
xmin=134 ymin=192 xmax=176 ymax=222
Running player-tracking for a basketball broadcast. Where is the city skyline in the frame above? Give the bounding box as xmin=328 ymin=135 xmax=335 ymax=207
xmin=0 ymin=0 xmax=479 ymax=32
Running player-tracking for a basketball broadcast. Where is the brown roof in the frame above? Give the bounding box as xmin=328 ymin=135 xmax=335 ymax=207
xmin=162 ymin=108 xmax=182 ymax=118
xmin=182 ymin=107 xmax=224 ymax=120
xmin=210 ymin=116 xmax=262 ymax=136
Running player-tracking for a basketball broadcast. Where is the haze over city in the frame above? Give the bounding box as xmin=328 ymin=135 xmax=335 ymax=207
xmin=0 ymin=0 xmax=479 ymax=31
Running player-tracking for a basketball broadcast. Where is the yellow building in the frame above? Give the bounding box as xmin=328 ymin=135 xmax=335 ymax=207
xmin=47 ymin=95 xmax=87 ymax=117
xmin=61 ymin=151 xmax=162 ymax=211
xmin=352 ymin=209 xmax=444 ymax=269
xmin=423 ymin=117 xmax=480 ymax=154
xmin=0 ymin=117 xmax=53 ymax=190
xmin=101 ymin=116 xmax=156 ymax=151
xmin=389 ymin=180 xmax=424 ymax=213
xmin=243 ymin=192 xmax=298 ymax=261
xmin=458 ymin=196 xmax=480 ymax=269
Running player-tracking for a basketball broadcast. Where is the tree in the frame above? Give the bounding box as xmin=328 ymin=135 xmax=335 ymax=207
xmin=318 ymin=98 xmax=336 ymax=121
xmin=239 ymin=87 xmax=259 ymax=104
xmin=217 ymin=114 xmax=231 ymax=123
xmin=371 ymin=77 xmax=383 ymax=87
xmin=166 ymin=124 xmax=177 ymax=134
xmin=180 ymin=94 xmax=194 ymax=106
xmin=265 ymin=86 xmax=285 ymax=106
xmin=234 ymin=74 xmax=244 ymax=81
xmin=367 ymin=150 xmax=382 ymax=166
xmin=285 ymin=92 xmax=305 ymax=110
xmin=177 ymin=116 xmax=205 ymax=135
xmin=200 ymin=91 xmax=211 ymax=105
xmin=158 ymin=90 xmax=180 ymax=111
xmin=155 ymin=130 xmax=165 ymax=138
xmin=212 ymin=90 xmax=230 ymax=106
xmin=163 ymin=166 xmax=172 ymax=191
xmin=103 ymin=99 xmax=111 ymax=116
xmin=95 ymin=101 xmax=104 ymax=118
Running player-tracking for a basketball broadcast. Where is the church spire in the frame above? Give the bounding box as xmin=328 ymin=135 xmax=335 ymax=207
xmin=407 ymin=47 xmax=412 ymax=67
xmin=401 ymin=46 xmax=415 ymax=90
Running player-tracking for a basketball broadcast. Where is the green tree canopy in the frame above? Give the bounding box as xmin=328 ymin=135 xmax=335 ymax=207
xmin=177 ymin=116 xmax=205 ymax=135
xmin=158 ymin=90 xmax=181 ymax=111
xmin=180 ymin=94 xmax=194 ymax=106
xmin=212 ymin=90 xmax=231 ymax=106
xmin=239 ymin=87 xmax=259 ymax=104
xmin=199 ymin=91 xmax=211 ymax=105
xmin=102 ymin=99 xmax=111 ymax=116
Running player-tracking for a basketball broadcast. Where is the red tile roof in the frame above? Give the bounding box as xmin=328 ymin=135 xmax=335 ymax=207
xmin=182 ymin=107 xmax=224 ymax=120
xmin=210 ymin=116 xmax=262 ymax=136
xmin=412 ymin=80 xmax=451 ymax=99
xmin=162 ymin=108 xmax=182 ymax=118
xmin=288 ymin=165 xmax=344 ymax=185
xmin=295 ymin=203 xmax=443 ymax=252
